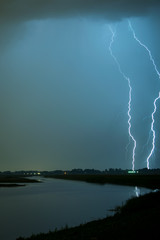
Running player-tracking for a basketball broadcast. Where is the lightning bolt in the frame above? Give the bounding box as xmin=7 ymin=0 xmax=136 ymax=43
xmin=146 ymin=93 xmax=160 ymax=169
xmin=128 ymin=20 xmax=160 ymax=169
xmin=108 ymin=26 xmax=136 ymax=171
xmin=128 ymin=20 xmax=160 ymax=79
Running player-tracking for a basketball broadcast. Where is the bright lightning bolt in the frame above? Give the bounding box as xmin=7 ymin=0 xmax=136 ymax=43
xmin=128 ymin=20 xmax=160 ymax=79
xmin=128 ymin=20 xmax=160 ymax=169
xmin=108 ymin=26 xmax=137 ymax=171
xmin=127 ymin=80 xmax=137 ymax=171
xmin=146 ymin=93 xmax=160 ymax=169
xmin=147 ymin=92 xmax=160 ymax=169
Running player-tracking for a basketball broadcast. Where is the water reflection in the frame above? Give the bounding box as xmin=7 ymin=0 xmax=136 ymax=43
xmin=134 ymin=186 xmax=141 ymax=197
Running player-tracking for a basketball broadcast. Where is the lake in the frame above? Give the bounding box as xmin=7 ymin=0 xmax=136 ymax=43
xmin=0 ymin=177 xmax=150 ymax=240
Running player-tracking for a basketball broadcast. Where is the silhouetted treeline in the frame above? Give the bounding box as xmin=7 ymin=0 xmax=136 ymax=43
xmin=1 ymin=168 xmax=160 ymax=176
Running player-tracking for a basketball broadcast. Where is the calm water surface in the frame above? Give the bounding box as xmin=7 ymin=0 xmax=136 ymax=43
xmin=0 ymin=177 xmax=150 ymax=240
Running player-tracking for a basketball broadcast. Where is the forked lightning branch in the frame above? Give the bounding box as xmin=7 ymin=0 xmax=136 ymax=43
xmin=108 ymin=21 xmax=160 ymax=171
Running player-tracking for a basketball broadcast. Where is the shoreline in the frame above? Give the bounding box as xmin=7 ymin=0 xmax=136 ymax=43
xmin=16 ymin=174 xmax=160 ymax=240
xmin=17 ymin=190 xmax=160 ymax=240
xmin=44 ymin=174 xmax=160 ymax=190
xmin=0 ymin=176 xmax=40 ymax=187
xmin=0 ymin=183 xmax=26 ymax=187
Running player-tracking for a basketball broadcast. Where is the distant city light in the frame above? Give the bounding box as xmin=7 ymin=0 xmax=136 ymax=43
xmin=128 ymin=170 xmax=138 ymax=174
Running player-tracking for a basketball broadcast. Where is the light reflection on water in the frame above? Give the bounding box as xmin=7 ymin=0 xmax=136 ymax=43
xmin=0 ymin=177 xmax=150 ymax=240
xmin=134 ymin=186 xmax=141 ymax=197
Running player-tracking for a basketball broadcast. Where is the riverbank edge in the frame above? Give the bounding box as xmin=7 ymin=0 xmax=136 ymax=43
xmin=0 ymin=176 xmax=40 ymax=187
xmin=17 ymin=190 xmax=160 ymax=240
xmin=0 ymin=183 xmax=26 ymax=187
xmin=17 ymin=174 xmax=160 ymax=240
xmin=45 ymin=174 xmax=160 ymax=189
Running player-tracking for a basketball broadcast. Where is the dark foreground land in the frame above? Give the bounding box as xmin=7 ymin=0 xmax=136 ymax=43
xmin=0 ymin=176 xmax=39 ymax=187
xmin=17 ymin=174 xmax=160 ymax=240
xmin=17 ymin=190 xmax=160 ymax=240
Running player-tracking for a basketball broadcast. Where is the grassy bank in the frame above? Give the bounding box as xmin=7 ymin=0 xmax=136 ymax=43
xmin=17 ymin=190 xmax=160 ymax=240
xmin=45 ymin=174 xmax=160 ymax=189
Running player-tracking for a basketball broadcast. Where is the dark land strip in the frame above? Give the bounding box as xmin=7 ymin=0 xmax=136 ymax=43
xmin=45 ymin=174 xmax=160 ymax=189
xmin=0 ymin=183 xmax=25 ymax=187
xmin=0 ymin=176 xmax=40 ymax=187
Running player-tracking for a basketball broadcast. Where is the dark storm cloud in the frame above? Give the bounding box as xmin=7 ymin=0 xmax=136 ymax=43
xmin=0 ymin=0 xmax=159 ymax=50
xmin=0 ymin=0 xmax=160 ymax=23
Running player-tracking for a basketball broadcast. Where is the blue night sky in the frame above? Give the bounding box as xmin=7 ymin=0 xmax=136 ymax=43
xmin=0 ymin=0 xmax=160 ymax=171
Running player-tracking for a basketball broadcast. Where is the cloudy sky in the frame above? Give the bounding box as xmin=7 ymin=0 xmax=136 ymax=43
xmin=0 ymin=0 xmax=160 ymax=171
